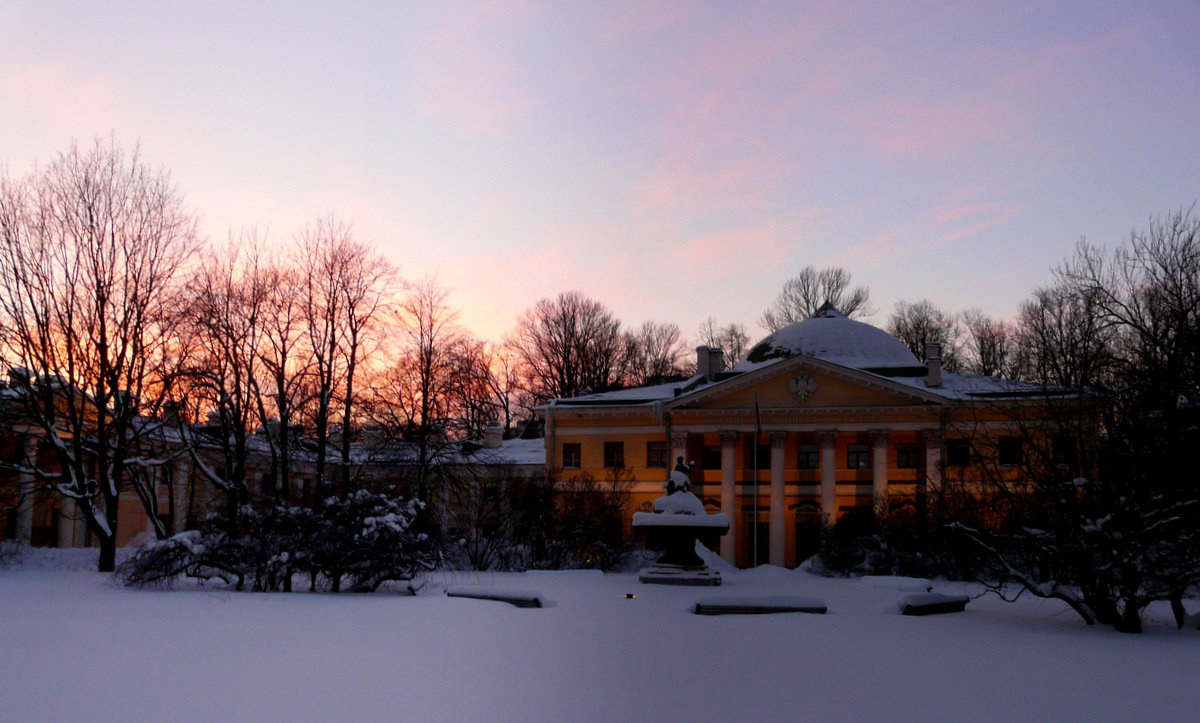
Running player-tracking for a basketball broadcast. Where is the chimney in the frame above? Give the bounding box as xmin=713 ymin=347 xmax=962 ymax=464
xmin=925 ymin=341 xmax=943 ymax=388
xmin=207 ymin=410 xmax=223 ymax=427
xmin=162 ymin=401 xmax=181 ymax=425
xmin=696 ymin=346 xmax=725 ymax=382
xmin=484 ymin=421 xmax=503 ymax=449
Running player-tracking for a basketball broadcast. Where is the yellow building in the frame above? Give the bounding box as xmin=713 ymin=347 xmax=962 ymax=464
xmin=539 ymin=305 xmax=1065 ymax=568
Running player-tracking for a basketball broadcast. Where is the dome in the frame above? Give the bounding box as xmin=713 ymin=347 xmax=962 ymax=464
xmin=734 ymin=304 xmax=919 ymax=370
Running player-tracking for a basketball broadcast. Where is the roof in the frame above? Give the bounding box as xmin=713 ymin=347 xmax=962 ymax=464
xmin=545 ymin=306 xmax=1056 ymax=409
xmin=734 ymin=304 xmax=919 ymax=371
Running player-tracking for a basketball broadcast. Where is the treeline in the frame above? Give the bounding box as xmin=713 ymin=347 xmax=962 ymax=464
xmin=0 ymin=140 xmax=736 ymax=569
xmin=3 ymin=139 xmax=1197 ymax=615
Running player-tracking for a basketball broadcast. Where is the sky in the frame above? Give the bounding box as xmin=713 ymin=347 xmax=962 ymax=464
xmin=2 ymin=1 xmax=1198 ymax=345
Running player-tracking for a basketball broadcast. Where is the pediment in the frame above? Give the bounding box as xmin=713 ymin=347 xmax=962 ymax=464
xmin=666 ymin=356 xmax=944 ymax=412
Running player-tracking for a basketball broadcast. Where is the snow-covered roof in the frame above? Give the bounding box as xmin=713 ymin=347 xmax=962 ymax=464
xmin=544 ymin=306 xmax=1067 ymax=408
xmin=734 ymin=304 xmax=919 ymax=371
xmin=461 ymin=437 xmax=545 ymax=467
xmin=885 ymin=370 xmax=1054 ymax=400
xmin=551 ymin=376 xmax=703 ymax=406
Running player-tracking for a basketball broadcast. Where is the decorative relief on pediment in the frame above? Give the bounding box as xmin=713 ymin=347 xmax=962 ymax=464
xmin=788 ymin=372 xmax=819 ymax=403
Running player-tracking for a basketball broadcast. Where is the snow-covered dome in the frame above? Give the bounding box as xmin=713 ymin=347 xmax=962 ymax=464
xmin=734 ymin=304 xmax=919 ymax=370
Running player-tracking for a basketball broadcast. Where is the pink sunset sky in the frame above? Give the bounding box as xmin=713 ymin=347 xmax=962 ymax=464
xmin=2 ymin=2 xmax=1198 ymax=344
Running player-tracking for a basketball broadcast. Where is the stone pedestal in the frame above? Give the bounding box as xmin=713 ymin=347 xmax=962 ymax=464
xmin=633 ymin=477 xmax=730 ymax=586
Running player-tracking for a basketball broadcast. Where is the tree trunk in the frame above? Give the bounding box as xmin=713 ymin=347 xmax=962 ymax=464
xmin=1115 ymin=603 xmax=1143 ymax=634
xmin=98 ymin=534 xmax=117 ymax=573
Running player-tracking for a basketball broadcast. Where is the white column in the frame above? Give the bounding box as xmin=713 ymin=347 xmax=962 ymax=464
xmin=719 ymin=430 xmax=738 ymax=563
xmin=818 ymin=429 xmax=838 ymax=525
xmin=922 ymin=429 xmax=943 ymax=491
xmin=769 ymin=431 xmax=786 ymax=567
xmin=15 ymin=435 xmax=36 ymax=544
xmin=871 ymin=429 xmax=890 ymax=508
xmin=173 ymin=460 xmax=192 ymax=534
xmin=56 ymin=501 xmax=75 ymax=548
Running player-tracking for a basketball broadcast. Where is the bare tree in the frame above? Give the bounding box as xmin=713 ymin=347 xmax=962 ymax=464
xmin=483 ymin=342 xmax=523 ymax=435
xmin=887 ymin=299 xmax=962 ymax=371
xmin=0 ymin=139 xmax=198 ymax=571
xmin=445 ymin=338 xmax=502 ymax=440
xmin=1010 ymin=286 xmax=1113 ymax=389
xmin=627 ymin=321 xmax=689 ymax=386
xmin=296 ymin=217 xmax=395 ymax=495
xmin=697 ymin=317 xmax=750 ymax=367
xmin=761 ymin=266 xmax=872 ymax=331
xmin=330 ymin=237 xmax=396 ymax=492
xmin=180 ymin=233 xmax=272 ymax=510
xmin=374 ymin=276 xmax=469 ymax=501
xmin=255 ymin=260 xmax=309 ymax=501
xmin=951 ymin=209 xmax=1200 ymax=633
xmin=1059 ymin=208 xmax=1200 ymax=414
xmin=960 ymin=309 xmax=1015 ymax=377
xmin=509 ymin=291 xmax=630 ymax=402
xmin=298 ymin=217 xmax=352 ymax=495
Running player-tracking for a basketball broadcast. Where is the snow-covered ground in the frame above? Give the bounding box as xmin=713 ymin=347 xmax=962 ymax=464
xmin=2 ymin=549 xmax=1198 ymax=721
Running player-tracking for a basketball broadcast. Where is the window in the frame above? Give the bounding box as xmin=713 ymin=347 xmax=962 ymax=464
xmin=158 ymin=463 xmax=175 ymax=489
xmin=797 ymin=444 xmax=819 ymax=470
xmin=646 ymin=441 xmax=668 ymax=468
xmin=946 ymin=439 xmax=970 ymax=467
xmin=897 ymin=444 xmax=919 ymax=469
xmin=701 ymin=445 xmax=722 ymax=470
xmin=846 ymin=443 xmax=870 ymax=470
xmin=1053 ymin=435 xmax=1076 ymax=466
xmin=603 ymin=441 xmax=624 ymax=469
xmin=998 ymin=437 xmax=1023 ymax=466
xmin=562 ymin=443 xmax=581 ymax=468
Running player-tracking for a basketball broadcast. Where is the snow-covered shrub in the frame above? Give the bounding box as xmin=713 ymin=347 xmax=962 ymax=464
xmin=303 ymin=491 xmax=440 ymax=592
xmin=116 ymin=490 xmax=439 ymax=592
xmin=115 ymin=531 xmax=215 ymax=587
xmin=815 ymin=494 xmax=984 ymax=579
xmin=0 ymin=539 xmax=25 ymax=568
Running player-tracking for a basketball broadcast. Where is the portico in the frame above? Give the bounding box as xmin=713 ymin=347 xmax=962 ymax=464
xmin=669 ymin=424 xmax=939 ymax=567
xmin=539 ymin=305 xmax=1051 ymax=569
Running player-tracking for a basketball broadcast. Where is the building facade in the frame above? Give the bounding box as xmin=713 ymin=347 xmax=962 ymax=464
xmin=539 ymin=306 xmax=1070 ymax=568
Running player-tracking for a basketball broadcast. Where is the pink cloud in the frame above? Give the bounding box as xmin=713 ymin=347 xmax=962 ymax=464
xmin=1 ymin=59 xmax=125 ymax=139
xmin=655 ymin=207 xmax=821 ymax=275
xmin=848 ymin=96 xmax=1014 ymax=158
xmin=825 ymin=189 xmax=1018 ymax=271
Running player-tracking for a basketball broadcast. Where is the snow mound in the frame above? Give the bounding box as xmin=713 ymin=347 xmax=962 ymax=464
xmin=652 ymin=490 xmax=706 ymax=515
xmin=694 ymin=594 xmax=828 ymax=615
xmin=858 ymin=575 xmax=933 ymax=592
xmin=0 ymin=546 xmax=122 ymax=572
xmin=738 ymin=564 xmax=796 ymax=582
xmin=445 ymin=585 xmax=552 ymax=608
xmin=693 ymin=541 xmax=738 ymax=576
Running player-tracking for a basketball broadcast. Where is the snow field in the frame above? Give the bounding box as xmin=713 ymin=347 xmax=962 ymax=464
xmin=1 ymin=554 xmax=1198 ymax=721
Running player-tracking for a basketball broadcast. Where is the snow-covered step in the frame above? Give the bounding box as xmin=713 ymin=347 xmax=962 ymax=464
xmin=445 ymin=586 xmax=547 ymax=608
xmin=693 ymin=594 xmax=828 ymax=615
xmin=899 ymin=593 xmax=970 ymax=616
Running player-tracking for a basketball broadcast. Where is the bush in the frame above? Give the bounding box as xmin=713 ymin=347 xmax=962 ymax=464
xmin=116 ymin=490 xmax=439 ymax=592
xmin=0 ymin=539 xmax=25 ymax=568
xmin=814 ymin=496 xmax=985 ymax=579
